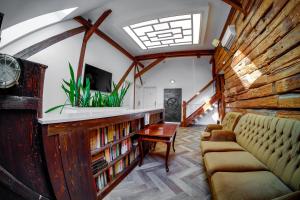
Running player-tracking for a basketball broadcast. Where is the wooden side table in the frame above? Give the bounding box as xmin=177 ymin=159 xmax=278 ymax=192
xmin=137 ymin=123 xmax=178 ymax=172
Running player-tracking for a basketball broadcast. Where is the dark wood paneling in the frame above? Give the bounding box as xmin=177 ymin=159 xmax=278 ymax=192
xmin=0 ymin=96 xmax=39 ymax=110
xmin=0 ymin=59 xmax=54 ymax=199
xmin=42 ymin=127 xmax=71 ymax=200
xmin=47 ymin=112 xmax=145 ymax=136
xmin=59 ymin=129 xmax=96 ymax=200
xmin=0 ymin=165 xmax=49 ymax=200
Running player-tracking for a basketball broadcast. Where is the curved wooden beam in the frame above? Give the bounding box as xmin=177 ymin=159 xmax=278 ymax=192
xmin=77 ymin=10 xmax=112 ymax=80
xmin=116 ymin=61 xmax=136 ymax=90
xmin=14 ymin=26 xmax=86 ymax=59
xmin=221 ymin=0 xmax=246 ymax=14
xmin=134 ymin=57 xmax=165 ymax=78
xmin=135 ymin=50 xmax=214 ymax=61
xmin=74 ymin=16 xmax=144 ymax=68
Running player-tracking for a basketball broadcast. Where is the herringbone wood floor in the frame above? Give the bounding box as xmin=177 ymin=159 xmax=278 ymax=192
xmin=104 ymin=126 xmax=211 ymax=200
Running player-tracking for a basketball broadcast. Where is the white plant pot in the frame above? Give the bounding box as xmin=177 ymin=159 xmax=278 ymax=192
xmin=62 ymin=106 xmax=129 ymax=114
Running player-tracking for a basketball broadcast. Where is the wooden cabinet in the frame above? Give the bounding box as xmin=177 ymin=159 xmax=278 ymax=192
xmin=40 ymin=109 xmax=164 ymax=200
xmin=0 ymin=58 xmax=54 ymax=199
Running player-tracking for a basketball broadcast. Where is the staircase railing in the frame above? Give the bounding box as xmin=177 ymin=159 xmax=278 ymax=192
xmin=181 ymin=76 xmax=223 ymax=127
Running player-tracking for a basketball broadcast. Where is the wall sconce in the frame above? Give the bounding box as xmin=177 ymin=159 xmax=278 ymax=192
xmin=212 ymin=25 xmax=236 ymax=51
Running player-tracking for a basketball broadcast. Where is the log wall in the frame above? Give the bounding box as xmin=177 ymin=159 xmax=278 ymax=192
xmin=214 ymin=0 xmax=300 ymax=120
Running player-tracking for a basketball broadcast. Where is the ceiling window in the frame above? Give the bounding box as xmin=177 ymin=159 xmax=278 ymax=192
xmin=123 ymin=13 xmax=202 ymax=50
xmin=0 ymin=7 xmax=78 ymax=48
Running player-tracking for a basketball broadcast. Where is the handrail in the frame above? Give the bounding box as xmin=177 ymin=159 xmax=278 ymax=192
xmin=181 ymin=75 xmax=223 ymax=127
xmin=186 ymin=79 xmax=215 ymax=104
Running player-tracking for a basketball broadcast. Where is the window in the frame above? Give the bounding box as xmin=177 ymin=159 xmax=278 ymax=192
xmin=123 ymin=13 xmax=201 ymax=50
xmin=0 ymin=7 xmax=78 ymax=48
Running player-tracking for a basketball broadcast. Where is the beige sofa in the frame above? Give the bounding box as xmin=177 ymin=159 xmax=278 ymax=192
xmin=202 ymin=112 xmax=242 ymax=141
xmin=201 ymin=113 xmax=300 ymax=200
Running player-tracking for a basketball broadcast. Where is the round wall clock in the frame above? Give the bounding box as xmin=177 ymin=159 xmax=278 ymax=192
xmin=0 ymin=54 xmax=21 ymax=88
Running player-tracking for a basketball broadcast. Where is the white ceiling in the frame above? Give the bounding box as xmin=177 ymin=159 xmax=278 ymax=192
xmin=0 ymin=0 xmax=230 ymax=56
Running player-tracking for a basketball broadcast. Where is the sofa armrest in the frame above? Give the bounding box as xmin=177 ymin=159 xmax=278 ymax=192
xmin=201 ymin=132 xmax=211 ymax=141
xmin=210 ymin=130 xmax=236 ymax=141
xmin=272 ymin=191 xmax=300 ymax=200
xmin=205 ymin=124 xmax=223 ymax=132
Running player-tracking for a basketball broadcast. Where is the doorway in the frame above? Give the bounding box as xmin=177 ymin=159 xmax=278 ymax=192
xmin=143 ymin=87 xmax=157 ymax=108
xmin=135 ymin=86 xmax=157 ymax=109
xmin=164 ymin=88 xmax=182 ymax=122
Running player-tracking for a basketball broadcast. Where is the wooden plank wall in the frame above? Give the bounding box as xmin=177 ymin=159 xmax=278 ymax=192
xmin=214 ymin=0 xmax=300 ymax=120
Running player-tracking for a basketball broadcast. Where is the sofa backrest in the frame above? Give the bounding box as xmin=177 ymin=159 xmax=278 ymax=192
xmin=221 ymin=112 xmax=242 ymax=131
xmin=234 ymin=113 xmax=300 ymax=191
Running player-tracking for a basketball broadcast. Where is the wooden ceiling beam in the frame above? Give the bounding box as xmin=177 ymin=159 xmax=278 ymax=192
xmin=135 ymin=50 xmax=214 ymax=61
xmin=116 ymin=61 xmax=136 ymax=90
xmin=221 ymin=0 xmax=246 ymax=14
xmin=14 ymin=26 xmax=86 ymax=59
xmin=74 ymin=16 xmax=144 ymax=68
xmin=135 ymin=57 xmax=165 ymax=78
xmin=77 ymin=10 xmax=112 ymax=81
xmin=135 ymin=65 xmax=143 ymax=85
xmin=85 ymin=9 xmax=112 ymax=41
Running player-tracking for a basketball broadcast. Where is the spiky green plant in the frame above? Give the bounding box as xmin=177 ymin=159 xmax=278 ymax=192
xmin=80 ymin=78 xmax=91 ymax=107
xmin=91 ymin=91 xmax=103 ymax=107
xmin=45 ymin=63 xmax=131 ymax=113
xmin=45 ymin=63 xmax=91 ymax=113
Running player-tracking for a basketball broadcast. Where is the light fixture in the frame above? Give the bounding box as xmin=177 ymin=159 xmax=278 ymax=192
xmin=123 ymin=26 xmax=147 ymax=49
xmin=212 ymin=39 xmax=220 ymax=47
xmin=212 ymin=25 xmax=236 ymax=51
xmin=0 ymin=7 xmax=78 ymax=48
xmin=123 ymin=13 xmax=203 ymax=49
xmin=170 ymin=79 xmax=175 ymax=84
xmin=192 ymin=14 xmax=201 ymax=44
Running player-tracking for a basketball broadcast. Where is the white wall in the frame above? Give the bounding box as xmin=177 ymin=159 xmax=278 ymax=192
xmin=136 ymin=56 xmax=218 ymax=124
xmin=0 ymin=20 xmax=134 ymax=112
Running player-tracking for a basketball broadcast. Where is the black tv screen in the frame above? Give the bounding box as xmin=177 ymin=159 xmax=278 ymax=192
xmin=84 ymin=64 xmax=112 ymax=93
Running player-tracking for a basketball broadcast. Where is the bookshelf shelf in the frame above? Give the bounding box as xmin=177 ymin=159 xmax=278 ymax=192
xmin=91 ymin=132 xmax=136 ymax=156
xmin=40 ymin=108 xmax=164 ymax=200
xmin=93 ymin=150 xmax=131 ymax=178
xmin=97 ymin=158 xmax=140 ymax=199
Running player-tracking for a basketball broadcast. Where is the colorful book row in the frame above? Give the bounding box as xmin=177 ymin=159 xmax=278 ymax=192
xmin=90 ymin=122 xmax=131 ymax=151
xmin=104 ymin=139 xmax=131 ymax=163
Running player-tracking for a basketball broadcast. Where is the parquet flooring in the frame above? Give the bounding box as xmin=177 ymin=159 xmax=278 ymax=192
xmin=104 ymin=126 xmax=211 ymax=200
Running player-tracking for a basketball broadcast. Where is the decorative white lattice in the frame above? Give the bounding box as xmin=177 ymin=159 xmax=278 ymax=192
xmin=123 ymin=14 xmax=201 ymax=50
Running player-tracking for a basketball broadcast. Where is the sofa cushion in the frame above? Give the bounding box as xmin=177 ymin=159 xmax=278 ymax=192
xmin=234 ymin=113 xmax=300 ymax=190
xmin=211 ymin=171 xmax=292 ymax=200
xmin=204 ymin=151 xmax=267 ymax=177
xmin=222 ymin=112 xmax=242 ymax=131
xmin=201 ymin=141 xmax=244 ymax=155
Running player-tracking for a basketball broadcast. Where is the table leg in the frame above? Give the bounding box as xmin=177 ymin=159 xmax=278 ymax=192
xmin=138 ymin=138 xmax=144 ymax=167
xmin=172 ymin=131 xmax=177 ymax=152
xmin=153 ymin=142 xmax=157 ymax=151
xmin=165 ymin=142 xmax=171 ymax=172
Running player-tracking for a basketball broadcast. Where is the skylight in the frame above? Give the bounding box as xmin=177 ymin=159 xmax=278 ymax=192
xmin=0 ymin=7 xmax=78 ymax=48
xmin=123 ymin=13 xmax=201 ymax=50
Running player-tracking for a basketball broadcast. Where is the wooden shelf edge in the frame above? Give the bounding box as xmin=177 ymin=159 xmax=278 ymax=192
xmin=91 ymin=132 xmax=137 ymax=156
xmin=96 ymin=158 xmax=140 ymax=199
xmin=93 ymin=150 xmax=132 ymax=178
xmin=0 ymin=95 xmax=39 ymax=110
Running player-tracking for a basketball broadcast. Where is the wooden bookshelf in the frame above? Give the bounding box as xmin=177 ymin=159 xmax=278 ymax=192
xmin=91 ymin=132 xmax=136 ymax=156
xmin=40 ymin=109 xmax=164 ymax=200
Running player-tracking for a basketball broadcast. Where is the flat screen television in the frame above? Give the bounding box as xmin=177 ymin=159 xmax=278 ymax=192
xmin=83 ymin=64 xmax=112 ymax=93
